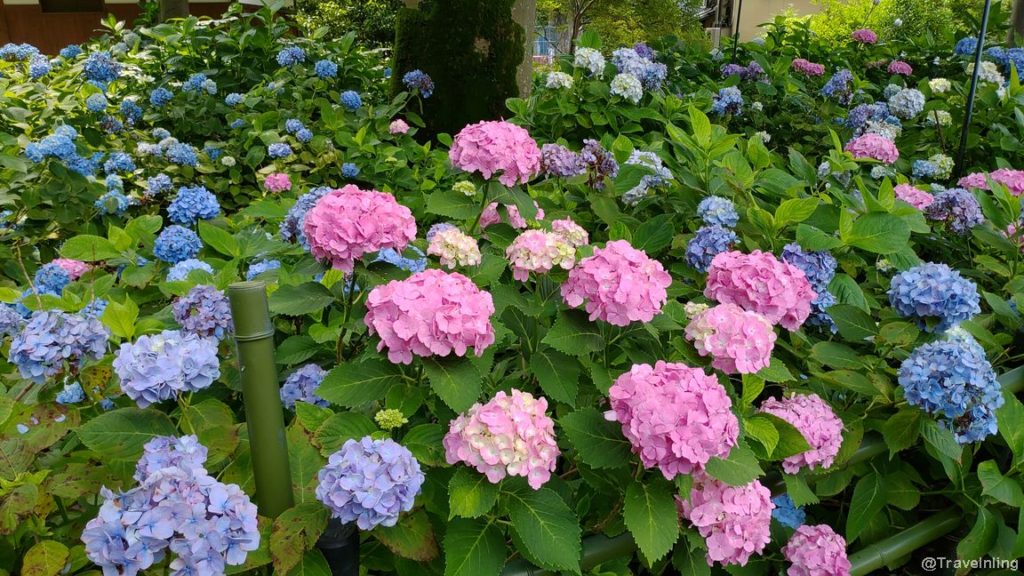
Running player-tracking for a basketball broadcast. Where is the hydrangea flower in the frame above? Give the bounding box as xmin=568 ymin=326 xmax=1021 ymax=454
xmin=113 ymin=330 xmax=220 ymax=408
xmin=454 ymin=181 xmax=477 ymax=197
xmin=622 ymin=150 xmax=672 ymax=205
xmin=314 ymin=59 xmax=338 ymax=79
xmin=0 ymin=305 xmax=25 ymax=337
xmin=783 ymin=524 xmax=852 ymax=576
xmin=540 ymin=143 xmax=586 ymax=178
xmin=296 ymin=128 xmax=313 ymax=143
xmin=267 ymin=142 xmax=293 ymax=159
xmin=280 ymin=186 xmax=331 ymax=249
xmin=685 ymin=225 xmax=738 ymax=272
xmin=679 ymin=475 xmax=773 ymax=567
xmin=154 ymin=225 xmax=202 ymax=264
xmin=573 ymin=47 xmax=605 ymax=76
xmin=686 ymin=303 xmax=777 ymax=374
xmin=506 ymin=230 xmax=575 ymax=281
xmin=844 ymin=133 xmax=899 ymax=164
xmin=760 ymin=393 xmax=844 ymax=473
xmin=612 ymin=46 xmax=668 ymax=89
xmin=374 ymin=246 xmax=427 ymax=273
xmin=389 ymin=119 xmax=410 ymax=135
xmin=33 ymin=262 xmax=71 ymax=295
xmin=165 ymin=142 xmax=198 ymax=167
xmin=721 ymin=61 xmax=766 ymax=82
xmin=340 ymin=90 xmax=362 ymax=111
xmin=304 ymin=185 xmax=416 ymax=273
xmin=888 ymin=60 xmax=913 ymax=76
xmin=280 ymin=363 xmax=328 ymax=409
xmin=607 ymin=361 xmax=737 ymax=478
xmin=821 ymin=69 xmax=853 ymax=104
xmin=428 ymin=227 xmax=481 ymax=269
xmin=8 ymin=311 xmax=108 ymax=383
xmin=224 ymin=92 xmax=243 ymax=106
xmin=697 ymin=196 xmax=739 ymax=227
xmin=183 ymin=72 xmax=216 ymax=94
xmin=968 ymin=61 xmax=1004 ymax=84
xmin=610 ymin=73 xmax=643 ymax=103
xmin=851 ymin=28 xmax=878 ymax=44
xmin=781 ymin=243 xmax=837 ymax=327
xmin=792 ymin=58 xmax=825 ymax=76
xmin=562 ymin=240 xmax=671 ymax=326
xmin=172 ymin=285 xmax=233 ymax=340
xmin=166 ymin=259 xmax=214 ymax=282
xmin=925 ymin=187 xmax=984 ymax=234
xmin=145 ymin=173 xmax=172 ymax=197
xmin=711 ymin=86 xmax=743 ymax=116
xmin=581 ymin=139 xmax=619 ymax=189
xmin=103 ymin=151 xmax=136 ymax=175
xmin=958 ymin=168 xmax=1024 ymax=196
xmin=888 ymin=88 xmax=925 ymax=119
xmin=444 ymin=390 xmax=558 ymax=489
xmin=545 ymin=71 xmax=574 ymax=89
xmin=888 ymin=262 xmax=980 ymax=332
xmin=264 ymin=172 xmax=291 ymax=193
xmin=402 ymin=70 xmax=434 ymax=98
xmin=246 ymin=259 xmax=281 ymax=280
xmin=551 ymin=218 xmax=589 ymax=247
xmin=94 ymin=190 xmax=134 ymax=216
xmin=56 ymin=381 xmax=86 ymax=405
xmin=83 ymin=51 xmax=121 ymax=84
xmin=772 ymin=494 xmax=806 ymax=529
xmin=134 ymin=435 xmax=209 ymax=481
xmin=119 ymin=99 xmax=142 ymax=125
xmin=59 ymin=44 xmax=82 ymax=59
xmin=894 ymin=183 xmax=935 ymax=209
xmin=317 ymin=437 xmax=424 ymax=529
xmin=51 ymin=258 xmax=91 ymax=280
xmin=276 ymin=46 xmax=306 ymax=66
xmin=168 ymin=185 xmax=220 ymax=225
xmin=449 ymin=120 xmax=541 ymax=186
xmin=705 ymin=250 xmax=817 ymax=330
xmin=86 ymin=93 xmax=108 ymax=112
xmin=954 ymin=37 xmax=978 ymax=56
xmin=364 ymin=269 xmax=494 ymax=364
xmin=342 ymin=163 xmax=359 ymax=178
xmin=0 ymin=42 xmax=38 ymax=61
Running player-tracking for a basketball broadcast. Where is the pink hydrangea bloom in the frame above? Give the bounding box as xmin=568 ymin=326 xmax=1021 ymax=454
xmin=304 ymin=185 xmax=417 ymax=273
xmin=783 ymin=524 xmax=852 ymax=576
xmin=851 ymin=29 xmax=878 ymax=44
xmin=887 ymin=60 xmax=913 ymax=76
xmin=506 ymin=230 xmax=575 ymax=281
xmin=844 ymin=134 xmax=899 ymax=164
xmin=449 ymin=120 xmax=541 ymax=186
xmin=1006 ymin=223 xmax=1024 ymax=253
xmin=479 ymin=202 xmax=545 ymax=230
xmin=679 ymin=474 xmax=774 ymax=567
xmin=562 ymin=240 xmax=671 ymax=326
xmin=685 ymin=304 xmax=777 ymax=374
xmin=364 ymin=269 xmax=494 ymax=364
xmin=704 ymin=250 xmax=816 ymax=331
xmin=958 ymin=172 xmax=989 ymax=190
xmin=264 ymin=172 xmax=291 ymax=193
xmin=551 ymin=217 xmax=589 ymax=247
xmin=51 ymin=258 xmax=91 ymax=280
xmin=759 ymin=393 xmax=844 ymax=474
xmin=427 ymin=227 xmax=481 ymax=269
xmin=443 ymin=389 xmax=558 ymax=490
xmin=389 ymin=119 xmax=410 ymax=135
xmin=606 ymin=361 xmax=738 ymax=479
xmin=791 ymin=58 xmax=825 ymax=77
xmin=894 ymin=184 xmax=935 ymax=209
xmin=959 ymin=169 xmax=1024 ymax=196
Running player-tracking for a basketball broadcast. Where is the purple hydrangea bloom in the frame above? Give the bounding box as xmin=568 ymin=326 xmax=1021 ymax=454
xmin=316 ymin=437 xmax=425 ymax=530
xmin=697 ymin=196 xmax=738 ymax=228
xmin=426 ymin=222 xmax=457 ymax=242
xmin=888 ymin=262 xmax=980 ymax=332
xmin=113 ymin=330 xmax=220 ymax=408
xmin=925 ymin=187 xmax=984 ymax=234
xmin=280 ymin=186 xmax=331 ymax=249
xmin=172 ymin=285 xmax=234 ymax=340
xmin=783 ymin=243 xmax=838 ymax=330
xmin=581 ymin=139 xmax=619 ymax=190
xmin=166 ymin=259 xmax=214 ymax=282
xmin=168 ymin=185 xmax=220 ymax=225
xmin=540 ymin=143 xmax=586 ymax=178
xmin=154 ymin=225 xmax=202 ymax=264
xmin=686 ymin=225 xmax=738 ymax=272
xmin=134 ymin=435 xmax=209 ymax=482
xmin=633 ymin=42 xmax=655 ymax=60
xmin=279 ymin=364 xmax=328 ymax=409
xmin=8 ymin=311 xmax=108 ymax=383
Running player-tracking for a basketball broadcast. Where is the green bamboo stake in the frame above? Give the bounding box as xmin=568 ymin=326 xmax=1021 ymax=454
xmin=847 ymin=509 xmax=962 ymax=576
xmin=228 ymin=281 xmax=294 ymax=518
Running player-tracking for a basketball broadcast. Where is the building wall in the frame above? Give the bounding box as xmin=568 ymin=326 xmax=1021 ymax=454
xmin=732 ymin=0 xmax=820 ymax=40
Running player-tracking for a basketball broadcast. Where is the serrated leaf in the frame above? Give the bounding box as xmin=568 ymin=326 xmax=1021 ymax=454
xmin=444 ymin=518 xmax=505 ymax=576
xmin=623 ymin=478 xmax=679 ymax=563
xmin=317 ymin=360 xmax=402 ymax=407
xmin=268 ymin=282 xmax=335 ymax=316
xmin=881 ymin=408 xmax=921 ymax=456
xmin=505 ymin=487 xmax=582 ymax=573
xmin=314 ymin=412 xmax=377 ymax=456
xmin=810 ymin=342 xmax=863 ymax=370
xmin=275 ymin=335 xmax=321 ymax=365
xmin=705 ymin=444 xmax=764 ymax=486
xmin=60 ymin=235 xmax=120 ymax=261
xmin=796 ymin=224 xmax=843 ymax=251
xmin=996 ymin=391 xmax=1024 ymax=467
xmin=632 ymin=215 xmax=675 ymax=255
xmin=422 ymin=356 xmax=481 ymax=412
xmin=426 ymin=190 xmax=481 ymax=219
xmin=560 ymin=407 xmax=632 ymax=469
xmin=287 ymin=426 xmax=324 ymax=503
xmin=741 ymin=374 xmax=765 ymax=405
xmin=920 ymin=419 xmax=962 ymax=462
xmin=829 ymin=304 xmax=877 ymax=341
xmin=978 ymin=460 xmax=1024 ymax=506
xmin=22 ymin=540 xmax=68 ymax=576
xmin=775 ymin=197 xmax=820 ymax=227
xmin=270 ymin=503 xmax=329 ymax=575
xmin=846 ymin=472 xmax=887 ymax=542
xmin=285 ymin=550 xmax=330 ymax=576
xmin=783 ymin=474 xmax=819 ymax=506
xmin=100 ymin=297 xmax=138 ymax=339
xmin=402 ymin=424 xmax=446 ymax=467
xmin=846 ymin=213 xmax=911 ymax=254
xmin=449 ymin=467 xmax=499 ymax=519
xmin=744 ymin=415 xmax=779 ymax=456
xmin=198 ymin=221 xmax=240 ymax=257
xmin=375 ymin=509 xmax=439 ymax=561
xmin=530 ymin=347 xmax=580 ymax=406
xmin=541 ymin=310 xmax=604 ymax=357
xmin=76 ymin=408 xmax=176 ymax=460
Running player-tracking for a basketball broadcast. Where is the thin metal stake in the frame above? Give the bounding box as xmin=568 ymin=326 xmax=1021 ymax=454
xmin=955 ymin=0 xmax=994 ymax=179
xmin=731 ymin=0 xmax=744 ymax=63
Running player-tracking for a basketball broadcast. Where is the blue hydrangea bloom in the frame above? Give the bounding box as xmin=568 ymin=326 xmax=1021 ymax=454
xmin=165 ymin=142 xmax=198 ymax=167
xmin=898 ymin=334 xmax=1001 ymax=444
xmin=276 ymin=46 xmax=306 ymax=67
xmin=280 ymin=364 xmax=328 ymax=409
xmin=402 ymin=70 xmax=434 ymax=98
xmin=686 ymin=225 xmax=738 ymax=272
xmin=622 ymin=150 xmax=673 ymax=205
xmin=711 ymin=86 xmax=743 ymax=116
xmin=912 ymin=160 xmax=938 ymax=180
xmin=94 ymin=191 xmax=134 ymax=216
xmin=134 ymin=434 xmax=208 ymax=481
xmin=149 ymin=87 xmax=173 ymax=106
xmin=82 ymin=298 xmax=108 ymax=318
xmin=25 ymin=126 xmax=78 ymax=163
xmin=99 ymin=115 xmax=123 ymax=134
xmin=182 ymin=72 xmax=210 ymax=93
xmin=146 ymin=173 xmax=172 ymax=196
xmin=56 ymin=381 xmax=86 ymax=405
xmin=168 ymin=186 xmax=220 ymax=225
xmin=34 ymin=263 xmax=70 ymax=295
xmin=166 ymin=258 xmax=214 ymax=282
xmin=925 ymin=187 xmax=984 ymax=235
xmin=83 ymin=51 xmax=120 ymax=85
xmin=340 ymin=90 xmax=362 ymax=111
xmin=86 ymin=93 xmax=108 ymax=112
xmin=119 ymin=99 xmax=142 ymax=125
xmin=315 ymin=59 xmax=338 ymax=79
xmin=104 ymin=151 xmax=136 ymax=174
xmin=0 ymin=42 xmax=38 ymax=61
xmin=154 ymin=225 xmax=202 ymax=264
xmin=0 ymin=305 xmax=25 ymax=336
xmin=28 ymin=54 xmax=51 ymax=79
xmin=771 ymin=495 xmax=806 ymax=529
xmin=821 ymin=69 xmax=854 ymax=104
xmin=268 ymin=143 xmax=293 ymax=159
xmin=426 ymin=222 xmax=457 ymax=242
xmin=224 ymin=92 xmax=243 ymax=106
xmin=152 ymin=127 xmax=171 ymax=140
xmin=113 ymin=329 xmax=220 ymax=407
xmin=888 ymin=262 xmax=980 ymax=332
xmin=783 ymin=243 xmax=838 ymax=330
xmin=280 ymin=186 xmax=331 ymax=249
xmin=374 ymin=247 xmax=427 ymax=273
xmin=845 ymin=103 xmax=889 ymax=133
xmin=954 ymin=37 xmax=979 ymax=56
xmin=203 ymin=145 xmax=222 ymax=160
xmin=230 ymin=119 xmax=247 ymax=129
xmin=8 ymin=311 xmax=108 ymax=383
xmin=697 ymin=196 xmax=739 ymax=227
xmin=246 ymin=259 xmax=281 ymax=280
xmin=316 ymin=437 xmax=425 ymax=529
xmin=98 ymin=398 xmax=115 ymax=410
xmin=296 ymin=128 xmax=313 ymax=143
xmin=59 ymin=44 xmax=82 ymax=59
xmin=172 ymin=285 xmax=233 ymax=340
xmin=342 ymin=163 xmax=359 ymax=178
xmin=284 ymin=120 xmax=303 ymax=135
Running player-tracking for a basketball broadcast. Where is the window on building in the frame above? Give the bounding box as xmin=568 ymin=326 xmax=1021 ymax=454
xmin=41 ymin=0 xmax=105 ymax=13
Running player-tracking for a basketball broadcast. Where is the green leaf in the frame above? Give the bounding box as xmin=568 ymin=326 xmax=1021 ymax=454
xmin=819 ymin=370 xmax=879 ymax=397
xmin=705 ymin=444 xmax=764 ymax=486
xmin=761 ymin=414 xmax=812 ymax=459
xmin=275 ymin=335 xmax=321 ymax=365
xmin=810 ymin=342 xmax=863 ymax=370
xmin=846 ymin=472 xmax=887 ymax=542
xmin=426 ymin=190 xmax=481 ymax=219
xmin=268 ymin=282 xmax=335 ymax=316
xmin=845 ymin=213 xmax=911 ymax=254
xmin=270 ymin=503 xmax=329 ymax=575
xmin=60 ymin=235 xmax=120 ymax=261
xmin=796 ymin=224 xmax=843 ymax=251
xmin=100 ymin=297 xmax=139 ymax=339
xmin=689 ymin=105 xmax=712 ymax=147
xmin=21 ymin=540 xmax=69 ymax=576
xmin=756 ymin=357 xmax=794 ymax=382
xmin=422 ymin=356 xmax=482 ymax=412
xmin=885 ymin=471 xmax=920 ymax=511
xmin=958 ymin=507 xmax=997 ymax=561
xmin=743 ymin=415 xmax=779 ymax=456
xmin=317 ymin=359 xmax=402 ymax=407
xmin=996 ymin=391 xmax=1024 ymax=466
xmin=313 ymin=412 xmax=377 ymax=456
xmin=505 ymin=486 xmax=582 ymax=573
xmin=286 ymin=550 xmax=330 ymax=576
xmin=632 ymin=215 xmax=675 ymax=255
xmin=783 ymin=474 xmax=819 ymax=506
xmin=881 ymin=408 xmax=921 ymax=456
xmin=402 ymin=424 xmax=446 ymax=467
xmin=287 ymin=426 xmax=323 ymax=504
xmin=623 ymin=478 xmax=680 ymax=563
xmin=443 ymin=518 xmax=505 ymax=576
xmin=76 ymin=408 xmax=176 ymax=460
xmin=920 ymin=419 xmax=962 ymax=462
xmin=374 ymin=509 xmax=439 ymax=561
xmin=198 ymin=221 xmax=240 ymax=257
xmin=449 ymin=467 xmax=499 ymax=519
xmin=775 ymin=198 xmax=820 ymax=228
xmin=829 ymin=304 xmax=878 ymax=341
xmin=741 ymin=374 xmax=765 ymax=405
xmin=530 ymin=347 xmax=580 ymax=406
xmin=978 ymin=460 xmax=1024 ymax=506
xmin=672 ymin=534 xmax=711 ymax=576
xmin=559 ymin=407 xmax=632 ymax=469
xmin=541 ymin=310 xmax=604 ymax=357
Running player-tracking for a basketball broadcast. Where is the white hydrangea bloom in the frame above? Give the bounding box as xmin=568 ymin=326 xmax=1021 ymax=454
xmin=574 ymin=47 xmax=606 ymax=77
xmin=610 ymin=73 xmax=643 ymax=104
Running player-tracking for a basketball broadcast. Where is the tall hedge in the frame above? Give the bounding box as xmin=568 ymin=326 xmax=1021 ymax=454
xmin=391 ymin=0 xmax=524 ymax=136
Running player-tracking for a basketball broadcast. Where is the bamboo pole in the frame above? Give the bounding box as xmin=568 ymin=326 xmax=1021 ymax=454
xmin=847 ymin=509 xmax=962 ymax=576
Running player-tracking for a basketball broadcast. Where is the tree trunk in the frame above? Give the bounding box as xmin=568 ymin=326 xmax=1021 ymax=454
xmin=159 ymin=0 xmax=189 ymax=22
xmin=1011 ymin=0 xmax=1024 ymax=47
xmin=512 ymin=0 xmax=537 ymax=97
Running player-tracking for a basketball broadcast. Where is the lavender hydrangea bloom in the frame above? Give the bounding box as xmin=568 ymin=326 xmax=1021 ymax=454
xmin=316 ymin=437 xmax=425 ymax=529
xmin=34 ymin=263 xmax=71 ymax=295
xmin=280 ymin=186 xmax=332 ymax=249
xmin=697 ymin=196 xmax=739 ymax=228
xmin=686 ymin=225 xmax=738 ymax=272
xmin=540 ymin=143 xmax=586 ymax=178
xmin=0 ymin=305 xmax=25 ymax=336
xmin=172 ymin=285 xmax=234 ymax=340
xmin=168 ymin=185 xmax=220 ymax=225
xmin=888 ymin=262 xmax=980 ymax=332
xmin=821 ymin=69 xmax=854 ymax=104
xmin=268 ymin=143 xmax=292 ymax=159
xmin=296 ymin=128 xmax=313 ymax=143
xmin=783 ymin=243 xmax=838 ymax=329
xmin=888 ymin=88 xmax=925 ymax=120
xmin=925 ymin=187 xmax=984 ymax=234
xmin=134 ymin=435 xmax=209 ymax=481
xmin=8 ymin=311 xmax=108 ymax=383
xmin=166 ymin=259 xmax=214 ymax=282
xmin=581 ymin=139 xmax=618 ymax=190
xmin=113 ymin=330 xmax=220 ymax=408
xmin=246 ymin=259 xmax=281 ymax=280
xmin=154 ymin=225 xmax=202 ymax=264
xmin=771 ymin=494 xmax=806 ymax=529
xmin=711 ymin=86 xmax=743 ymax=116
xmin=146 ymin=173 xmax=172 ymax=196
xmin=280 ymin=364 xmax=328 ymax=409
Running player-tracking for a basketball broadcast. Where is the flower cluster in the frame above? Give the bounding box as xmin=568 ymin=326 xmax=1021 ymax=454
xmin=83 ymin=51 xmax=121 ymax=84
xmin=246 ymin=259 xmax=281 ymax=280
xmin=562 ymin=240 xmax=671 ymax=326
xmin=894 ymin=183 xmax=935 ymax=209
xmin=959 ymin=168 xmax=1024 ymax=196
xmin=772 ymin=494 xmax=806 ymax=529
xmin=168 ymin=185 xmax=220 ymax=225
xmin=721 ymin=60 xmax=766 ymax=82
xmin=267 ymin=142 xmax=292 ymax=159
xmin=686 ymin=225 xmax=738 ymax=272
xmin=608 ymin=361 xmax=738 ymax=478
xmin=280 ymin=186 xmax=331 ymax=249
xmin=276 ymin=46 xmax=305 ymax=66
xmin=845 ymin=133 xmax=899 ymax=164
xmin=612 ymin=46 xmax=667 ymax=89
xmin=303 ymin=185 xmax=416 ymax=273
xmin=888 ymin=262 xmax=980 ymax=332
xmin=622 ymin=150 xmax=672 ymax=205
xmin=821 ymin=69 xmax=854 ymax=104
xmin=540 ymin=143 xmax=586 ymax=178
xmin=545 ymin=71 xmax=574 ymax=89
xmin=154 ymin=225 xmax=202 ymax=264
xmin=781 ymin=243 xmax=838 ymax=330
xmin=581 ymin=139 xmax=619 ymax=189
xmin=792 ymin=58 xmax=825 ymax=76
xmin=340 ymin=90 xmax=362 ymax=111
xmin=279 ymin=363 xmax=328 ymax=409
xmin=782 ymin=524 xmax=852 ymax=576
xmin=888 ymin=88 xmax=925 ymax=119
xmin=373 ymin=246 xmax=427 ymax=273
xmin=444 ymin=389 xmax=559 ymax=489
xmin=851 ymin=28 xmax=878 ymax=44
xmin=551 ymin=218 xmax=589 ymax=247
xmin=449 ymin=120 xmax=541 ymax=186
xmin=610 ymin=73 xmax=643 ymax=103
xmin=113 ymin=330 xmax=220 ymax=408
xmin=705 ymin=250 xmax=816 ymax=330
xmin=402 ymin=70 xmax=434 ymax=98
xmin=389 ymin=119 xmax=410 ymax=135
xmin=33 ymin=262 xmax=71 ymax=295
xmin=924 ymin=187 xmax=984 ymax=234
xmin=167 ymin=259 xmax=213 ymax=282
xmin=479 ymin=202 xmax=544 ymax=230
xmin=954 ymin=37 xmax=978 ymax=56
xmin=134 ymin=435 xmax=209 ymax=482
xmin=888 ymin=60 xmax=913 ymax=75
xmin=506 ymin=230 xmax=575 ymax=281
xmin=364 ymin=269 xmax=495 ymax=364
xmin=264 ymin=172 xmax=291 ymax=193
xmin=760 ymin=393 xmax=844 ymax=473
xmin=698 ymin=196 xmax=739 ymax=227
xmin=427 ymin=227 xmax=481 ymax=269
xmin=573 ymin=47 xmax=606 ymax=76
xmin=172 ymin=285 xmax=234 ymax=340
xmin=679 ymin=475 xmax=774 ymax=566
xmin=8 ymin=311 xmax=108 ymax=382
xmin=711 ymin=86 xmax=743 ymax=116
xmin=685 ymin=303 xmax=776 ymax=373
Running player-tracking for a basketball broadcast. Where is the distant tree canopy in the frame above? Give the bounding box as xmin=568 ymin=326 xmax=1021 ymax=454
xmin=807 ymin=0 xmax=985 ymax=43
xmin=537 ymin=0 xmax=704 ymax=52
xmin=294 ymin=0 xmax=403 ymax=48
